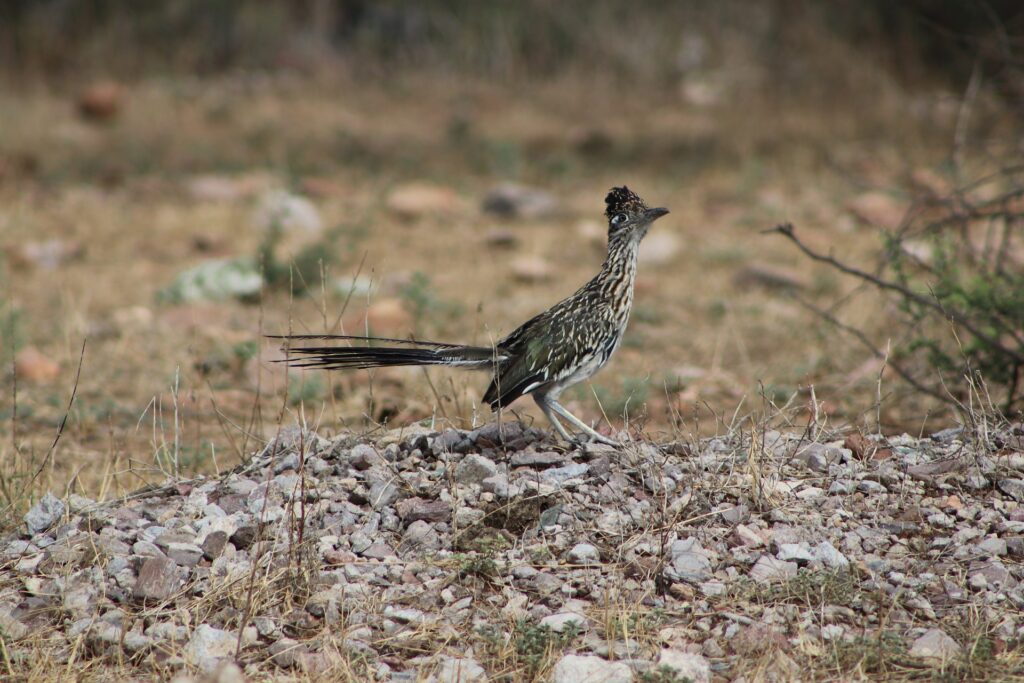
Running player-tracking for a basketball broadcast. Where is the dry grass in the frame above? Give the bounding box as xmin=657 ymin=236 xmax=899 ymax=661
xmin=0 ymin=66 xmax=1019 ymax=524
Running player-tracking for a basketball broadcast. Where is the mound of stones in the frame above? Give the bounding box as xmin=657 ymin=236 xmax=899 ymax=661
xmin=2 ymin=421 xmax=1023 ymax=680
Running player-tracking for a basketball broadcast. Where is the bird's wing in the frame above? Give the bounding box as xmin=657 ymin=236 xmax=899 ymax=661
xmin=484 ymin=309 xmax=617 ymax=409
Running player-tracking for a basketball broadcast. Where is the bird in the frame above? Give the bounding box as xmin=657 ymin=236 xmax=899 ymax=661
xmin=272 ymin=186 xmax=669 ymax=446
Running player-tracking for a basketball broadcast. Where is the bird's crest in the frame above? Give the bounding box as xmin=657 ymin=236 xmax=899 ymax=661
xmin=605 ymin=186 xmax=648 ymax=217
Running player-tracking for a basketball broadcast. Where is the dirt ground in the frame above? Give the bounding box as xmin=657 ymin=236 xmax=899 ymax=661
xmin=0 ymin=71 xmax=1018 ymax=510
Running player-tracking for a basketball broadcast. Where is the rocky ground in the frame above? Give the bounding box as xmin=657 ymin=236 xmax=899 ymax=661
xmin=2 ymin=420 xmax=1024 ymax=682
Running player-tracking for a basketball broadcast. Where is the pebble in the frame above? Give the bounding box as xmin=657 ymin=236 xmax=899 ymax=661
xmin=24 ymin=493 xmax=65 ymax=535
xmin=453 ymin=454 xmax=498 ymax=485
xmin=657 ymin=649 xmax=711 ymax=683
xmin=750 ymin=556 xmax=799 ymax=583
xmin=185 ymin=624 xmax=238 ymax=672
xmin=435 ymin=656 xmax=486 ymax=682
xmin=567 ymin=543 xmax=601 ymax=565
xmin=541 ymin=611 xmax=589 ymax=633
xmin=0 ymin=422 xmax=1018 ymax=680
xmin=909 ymin=628 xmax=962 ymax=660
xmin=551 ymin=654 xmax=632 ymax=683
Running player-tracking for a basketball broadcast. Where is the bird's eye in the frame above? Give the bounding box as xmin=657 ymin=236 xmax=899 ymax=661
xmin=612 ymin=213 xmax=627 ymax=225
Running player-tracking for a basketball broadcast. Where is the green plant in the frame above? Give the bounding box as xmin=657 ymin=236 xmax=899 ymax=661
xmin=288 ymin=375 xmax=325 ymax=406
xmin=398 ymin=271 xmax=463 ymax=329
xmin=512 ymin=619 xmax=582 ymax=677
xmin=772 ymin=167 xmax=1024 ymax=413
xmin=639 ymin=666 xmax=694 ymax=683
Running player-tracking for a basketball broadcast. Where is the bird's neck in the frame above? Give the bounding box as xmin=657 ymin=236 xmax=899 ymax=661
xmin=591 ymin=232 xmax=642 ymax=308
xmin=602 ymin=232 xmax=642 ymax=280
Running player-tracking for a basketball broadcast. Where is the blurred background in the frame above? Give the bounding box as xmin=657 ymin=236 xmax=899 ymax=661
xmin=1 ymin=1 xmax=1022 ymax=501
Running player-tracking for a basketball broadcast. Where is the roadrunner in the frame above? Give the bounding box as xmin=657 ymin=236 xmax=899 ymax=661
xmin=274 ymin=186 xmax=668 ymax=446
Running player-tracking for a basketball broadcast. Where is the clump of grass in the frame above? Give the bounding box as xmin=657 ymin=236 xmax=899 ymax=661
xmin=288 ymin=374 xmax=325 ymax=407
xmin=639 ymin=666 xmax=695 ymax=683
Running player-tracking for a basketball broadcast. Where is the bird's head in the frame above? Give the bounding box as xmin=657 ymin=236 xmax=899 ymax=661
xmin=604 ymin=186 xmax=669 ymax=242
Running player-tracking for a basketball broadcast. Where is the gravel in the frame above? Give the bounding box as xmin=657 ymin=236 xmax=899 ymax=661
xmin=2 ymin=422 xmax=1023 ymax=679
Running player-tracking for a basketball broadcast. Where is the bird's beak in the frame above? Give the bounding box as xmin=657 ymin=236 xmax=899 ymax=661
xmin=645 ymin=207 xmax=670 ymax=221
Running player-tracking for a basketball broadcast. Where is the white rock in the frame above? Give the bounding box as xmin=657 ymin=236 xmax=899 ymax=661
xmin=749 ymin=556 xmax=798 ymax=583
xmin=185 ymin=624 xmax=237 ymax=672
xmin=909 ymin=628 xmax=962 ymax=660
xmin=251 ymin=190 xmax=322 ymax=234
xmin=777 ymin=543 xmax=814 ymax=564
xmin=540 ymin=611 xmax=589 ymax=633
xmin=434 ymin=656 xmax=486 ymax=683
xmin=657 ymin=649 xmax=710 ymax=683
xmin=551 ymin=654 xmax=632 ymax=683
xmin=814 ymin=541 xmax=850 ymax=568
xmin=567 ymin=543 xmax=601 ymax=565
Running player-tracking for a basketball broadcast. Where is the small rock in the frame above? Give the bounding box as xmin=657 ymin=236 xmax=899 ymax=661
xmin=542 ymin=463 xmax=590 ymax=484
xmin=848 ymin=191 xmax=906 ymax=230
xmin=657 ymin=649 xmax=710 ymax=683
xmin=268 ymin=637 xmax=309 ymax=669
xmin=454 ymin=454 xmax=498 ymax=485
xmin=857 ymin=480 xmax=888 ymax=494
xmin=8 ymin=239 xmax=85 ymax=271
xmin=750 ymin=556 xmax=798 ymax=583
xmin=667 ymin=539 xmax=712 ymax=582
xmin=349 ymin=443 xmax=384 ymax=470
xmin=541 ymin=611 xmax=589 ymax=633
xmin=77 ymin=80 xmax=124 ymax=121
xmin=387 ymin=182 xmax=464 ymax=219
xmin=998 ymin=479 xmax=1024 ymax=503
xmin=777 ymin=543 xmax=814 ymax=565
xmin=813 ymin=541 xmax=849 ymax=569
xmin=402 ymin=520 xmax=440 ymax=550
xmin=482 ymin=183 xmax=559 ymax=219
xmin=510 ymin=256 xmax=554 ymax=283
xmin=719 ymin=504 xmax=749 ymax=524
xmin=978 ymin=537 xmax=1008 ymax=557
xmin=435 ymin=656 xmax=486 ymax=683
xmin=133 ymin=556 xmax=180 ymax=602
xmin=733 ymin=524 xmax=765 ymax=547
xmin=185 ymin=624 xmax=238 ymax=673
xmin=396 ymin=498 xmax=451 ymax=524
xmin=251 ymin=190 xmax=322 ymax=235
xmin=24 ymin=493 xmax=64 ymax=534
xmin=201 ymin=531 xmax=229 ymax=560
xmin=361 ymin=542 xmax=396 ymax=560
xmin=909 ymin=628 xmax=962 ymax=661
xmin=165 ymin=542 xmax=204 ymax=567
xmin=0 ymin=605 xmax=29 ymax=641
xmin=567 ymin=543 xmax=601 ymax=565
xmin=551 ymin=654 xmax=632 ymax=683
xmin=792 ymin=443 xmax=842 ymax=472
xmin=14 ymin=347 xmax=60 ymax=383
xmin=509 ymin=451 xmax=569 ymax=467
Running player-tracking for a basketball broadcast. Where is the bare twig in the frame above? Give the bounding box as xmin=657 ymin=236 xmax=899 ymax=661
xmin=28 ymin=338 xmax=87 ymax=490
xmin=791 ymin=295 xmax=952 ymax=404
xmin=766 ymin=223 xmax=1024 ymax=364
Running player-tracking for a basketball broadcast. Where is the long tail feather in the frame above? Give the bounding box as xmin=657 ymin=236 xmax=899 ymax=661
xmin=277 ymin=343 xmax=501 ymax=371
xmin=266 ymin=333 xmax=453 ymax=348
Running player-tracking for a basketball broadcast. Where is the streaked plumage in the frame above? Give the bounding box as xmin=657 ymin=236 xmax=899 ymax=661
xmin=273 ymin=186 xmax=669 ymax=446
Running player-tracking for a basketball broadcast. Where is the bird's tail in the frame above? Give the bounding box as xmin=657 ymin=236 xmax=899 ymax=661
xmin=268 ymin=334 xmax=500 ymax=371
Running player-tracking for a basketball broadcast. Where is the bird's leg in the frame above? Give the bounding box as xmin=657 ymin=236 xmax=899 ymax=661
xmin=548 ymin=399 xmax=620 ymax=447
xmin=533 ymin=394 xmax=577 ymax=444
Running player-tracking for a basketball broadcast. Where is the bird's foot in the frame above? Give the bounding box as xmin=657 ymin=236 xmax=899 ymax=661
xmin=570 ymin=432 xmax=620 ymax=449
